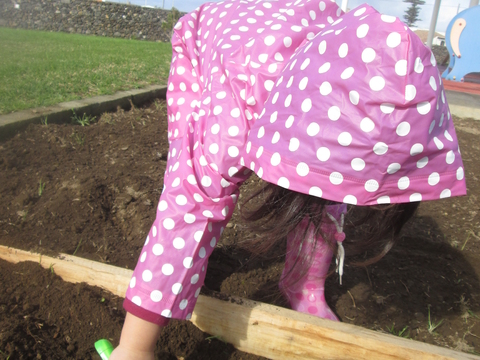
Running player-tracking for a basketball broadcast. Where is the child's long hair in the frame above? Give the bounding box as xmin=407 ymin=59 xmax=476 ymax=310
xmin=241 ymin=182 xmax=419 ymax=270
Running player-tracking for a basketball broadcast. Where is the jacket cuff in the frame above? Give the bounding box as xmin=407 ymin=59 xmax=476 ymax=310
xmin=123 ymin=298 xmax=171 ymax=327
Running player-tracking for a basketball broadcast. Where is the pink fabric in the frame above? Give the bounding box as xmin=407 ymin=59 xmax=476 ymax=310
xmin=125 ymin=0 xmax=343 ymax=321
xmin=244 ymin=5 xmax=466 ymax=205
xmin=123 ymin=298 xmax=171 ymax=326
xmin=125 ymin=0 xmax=466 ymax=323
xmin=280 ymin=204 xmax=347 ymax=321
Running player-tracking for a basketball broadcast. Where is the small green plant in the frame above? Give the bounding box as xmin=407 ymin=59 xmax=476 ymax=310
xmin=38 ymin=180 xmax=46 ymax=196
xmin=427 ymin=306 xmax=444 ymax=334
xmin=49 ymin=263 xmax=55 ymax=274
xmin=457 ymin=295 xmax=478 ymax=323
xmin=101 ymin=113 xmax=114 ymax=124
xmin=72 ymin=110 xmax=95 ymax=126
xmin=205 ymin=335 xmax=226 ymax=344
xmin=462 ymin=232 xmax=471 ymax=251
xmin=387 ymin=324 xmax=410 ymax=338
xmin=463 ymin=309 xmax=480 ymax=323
xmin=468 ymin=310 xmax=480 ymax=319
xmin=100 ymin=297 xmax=106 ymax=303
xmin=0 ymin=349 xmax=11 ymax=360
xmin=41 ymin=116 xmax=48 ymax=126
xmin=153 ymin=99 xmax=166 ymax=111
xmin=462 ymin=230 xmax=479 ymax=251
xmin=73 ymin=238 xmax=83 ymax=256
xmin=70 ymin=131 xmax=85 ymax=146
xmin=17 ymin=210 xmax=28 ymax=221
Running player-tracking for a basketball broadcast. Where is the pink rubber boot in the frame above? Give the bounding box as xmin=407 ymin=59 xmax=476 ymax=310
xmin=279 ymin=204 xmax=347 ymax=321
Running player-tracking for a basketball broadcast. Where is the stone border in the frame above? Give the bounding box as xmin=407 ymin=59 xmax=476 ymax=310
xmin=1 ymin=86 xmax=478 ymax=142
xmin=0 ymin=85 xmax=167 ymax=141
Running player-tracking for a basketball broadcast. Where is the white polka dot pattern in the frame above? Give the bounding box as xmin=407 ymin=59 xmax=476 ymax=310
xmin=126 ymin=0 xmax=344 ymax=322
xmin=243 ymin=3 xmax=465 ymax=209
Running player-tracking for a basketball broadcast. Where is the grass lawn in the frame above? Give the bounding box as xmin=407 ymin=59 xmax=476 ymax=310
xmin=0 ymin=27 xmax=172 ymax=114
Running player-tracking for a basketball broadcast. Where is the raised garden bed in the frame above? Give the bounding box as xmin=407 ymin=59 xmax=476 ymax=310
xmin=1 ymin=100 xmax=479 ymax=359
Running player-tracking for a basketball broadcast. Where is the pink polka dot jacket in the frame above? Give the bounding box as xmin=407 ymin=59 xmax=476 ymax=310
xmin=124 ymin=0 xmax=466 ymax=323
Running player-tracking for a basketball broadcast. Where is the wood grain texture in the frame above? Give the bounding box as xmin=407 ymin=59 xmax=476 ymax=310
xmin=1 ymin=245 xmax=478 ymax=360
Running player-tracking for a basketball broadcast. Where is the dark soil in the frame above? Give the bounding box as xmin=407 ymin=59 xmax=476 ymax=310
xmin=1 ymin=99 xmax=479 ymax=359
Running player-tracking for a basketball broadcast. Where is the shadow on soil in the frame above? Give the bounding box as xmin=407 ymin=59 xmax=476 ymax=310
xmin=206 ymin=212 xmax=480 ymax=353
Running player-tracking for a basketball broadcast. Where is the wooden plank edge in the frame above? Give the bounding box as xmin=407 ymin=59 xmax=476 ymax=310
xmin=0 ymin=245 xmax=478 ymax=360
xmin=192 ymin=296 xmax=479 ymax=360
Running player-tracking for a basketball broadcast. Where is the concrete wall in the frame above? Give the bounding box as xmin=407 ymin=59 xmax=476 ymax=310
xmin=0 ymin=0 xmax=181 ymax=42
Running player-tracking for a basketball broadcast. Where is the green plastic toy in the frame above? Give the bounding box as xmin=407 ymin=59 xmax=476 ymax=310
xmin=95 ymin=339 xmax=114 ymax=360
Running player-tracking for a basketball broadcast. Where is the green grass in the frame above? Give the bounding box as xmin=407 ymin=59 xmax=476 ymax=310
xmin=38 ymin=179 xmax=46 ymax=196
xmin=387 ymin=324 xmax=410 ymax=338
xmin=71 ymin=110 xmax=95 ymax=126
xmin=0 ymin=28 xmax=172 ymax=114
xmin=427 ymin=305 xmax=444 ymax=334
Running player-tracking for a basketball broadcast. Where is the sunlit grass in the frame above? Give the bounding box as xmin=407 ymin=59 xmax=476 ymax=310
xmin=0 ymin=27 xmax=172 ymax=114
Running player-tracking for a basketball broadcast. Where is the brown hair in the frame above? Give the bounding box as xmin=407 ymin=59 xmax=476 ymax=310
xmin=241 ymin=182 xmax=419 ymax=269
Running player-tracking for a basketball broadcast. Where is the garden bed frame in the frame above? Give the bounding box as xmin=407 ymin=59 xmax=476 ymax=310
xmin=0 ymin=245 xmax=478 ymax=360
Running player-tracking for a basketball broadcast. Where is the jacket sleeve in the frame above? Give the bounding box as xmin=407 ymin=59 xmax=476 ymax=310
xmin=125 ymin=19 xmax=242 ymax=322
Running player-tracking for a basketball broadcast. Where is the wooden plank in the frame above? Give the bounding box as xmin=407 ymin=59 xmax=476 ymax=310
xmin=0 ymin=245 xmax=478 ymax=360
xmin=0 ymin=245 xmax=132 ymax=297
xmin=193 ymin=296 xmax=479 ymax=360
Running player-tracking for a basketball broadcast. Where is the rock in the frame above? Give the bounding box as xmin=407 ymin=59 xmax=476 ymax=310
xmin=432 ymin=45 xmax=449 ymax=66
xmin=0 ymin=0 xmax=182 ymax=42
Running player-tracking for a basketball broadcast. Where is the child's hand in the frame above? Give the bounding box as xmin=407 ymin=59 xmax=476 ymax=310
xmin=109 ymin=345 xmax=155 ymax=360
xmin=111 ymin=312 xmax=164 ymax=360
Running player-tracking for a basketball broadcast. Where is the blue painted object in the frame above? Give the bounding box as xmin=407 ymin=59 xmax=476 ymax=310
xmin=442 ymin=6 xmax=480 ymax=81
